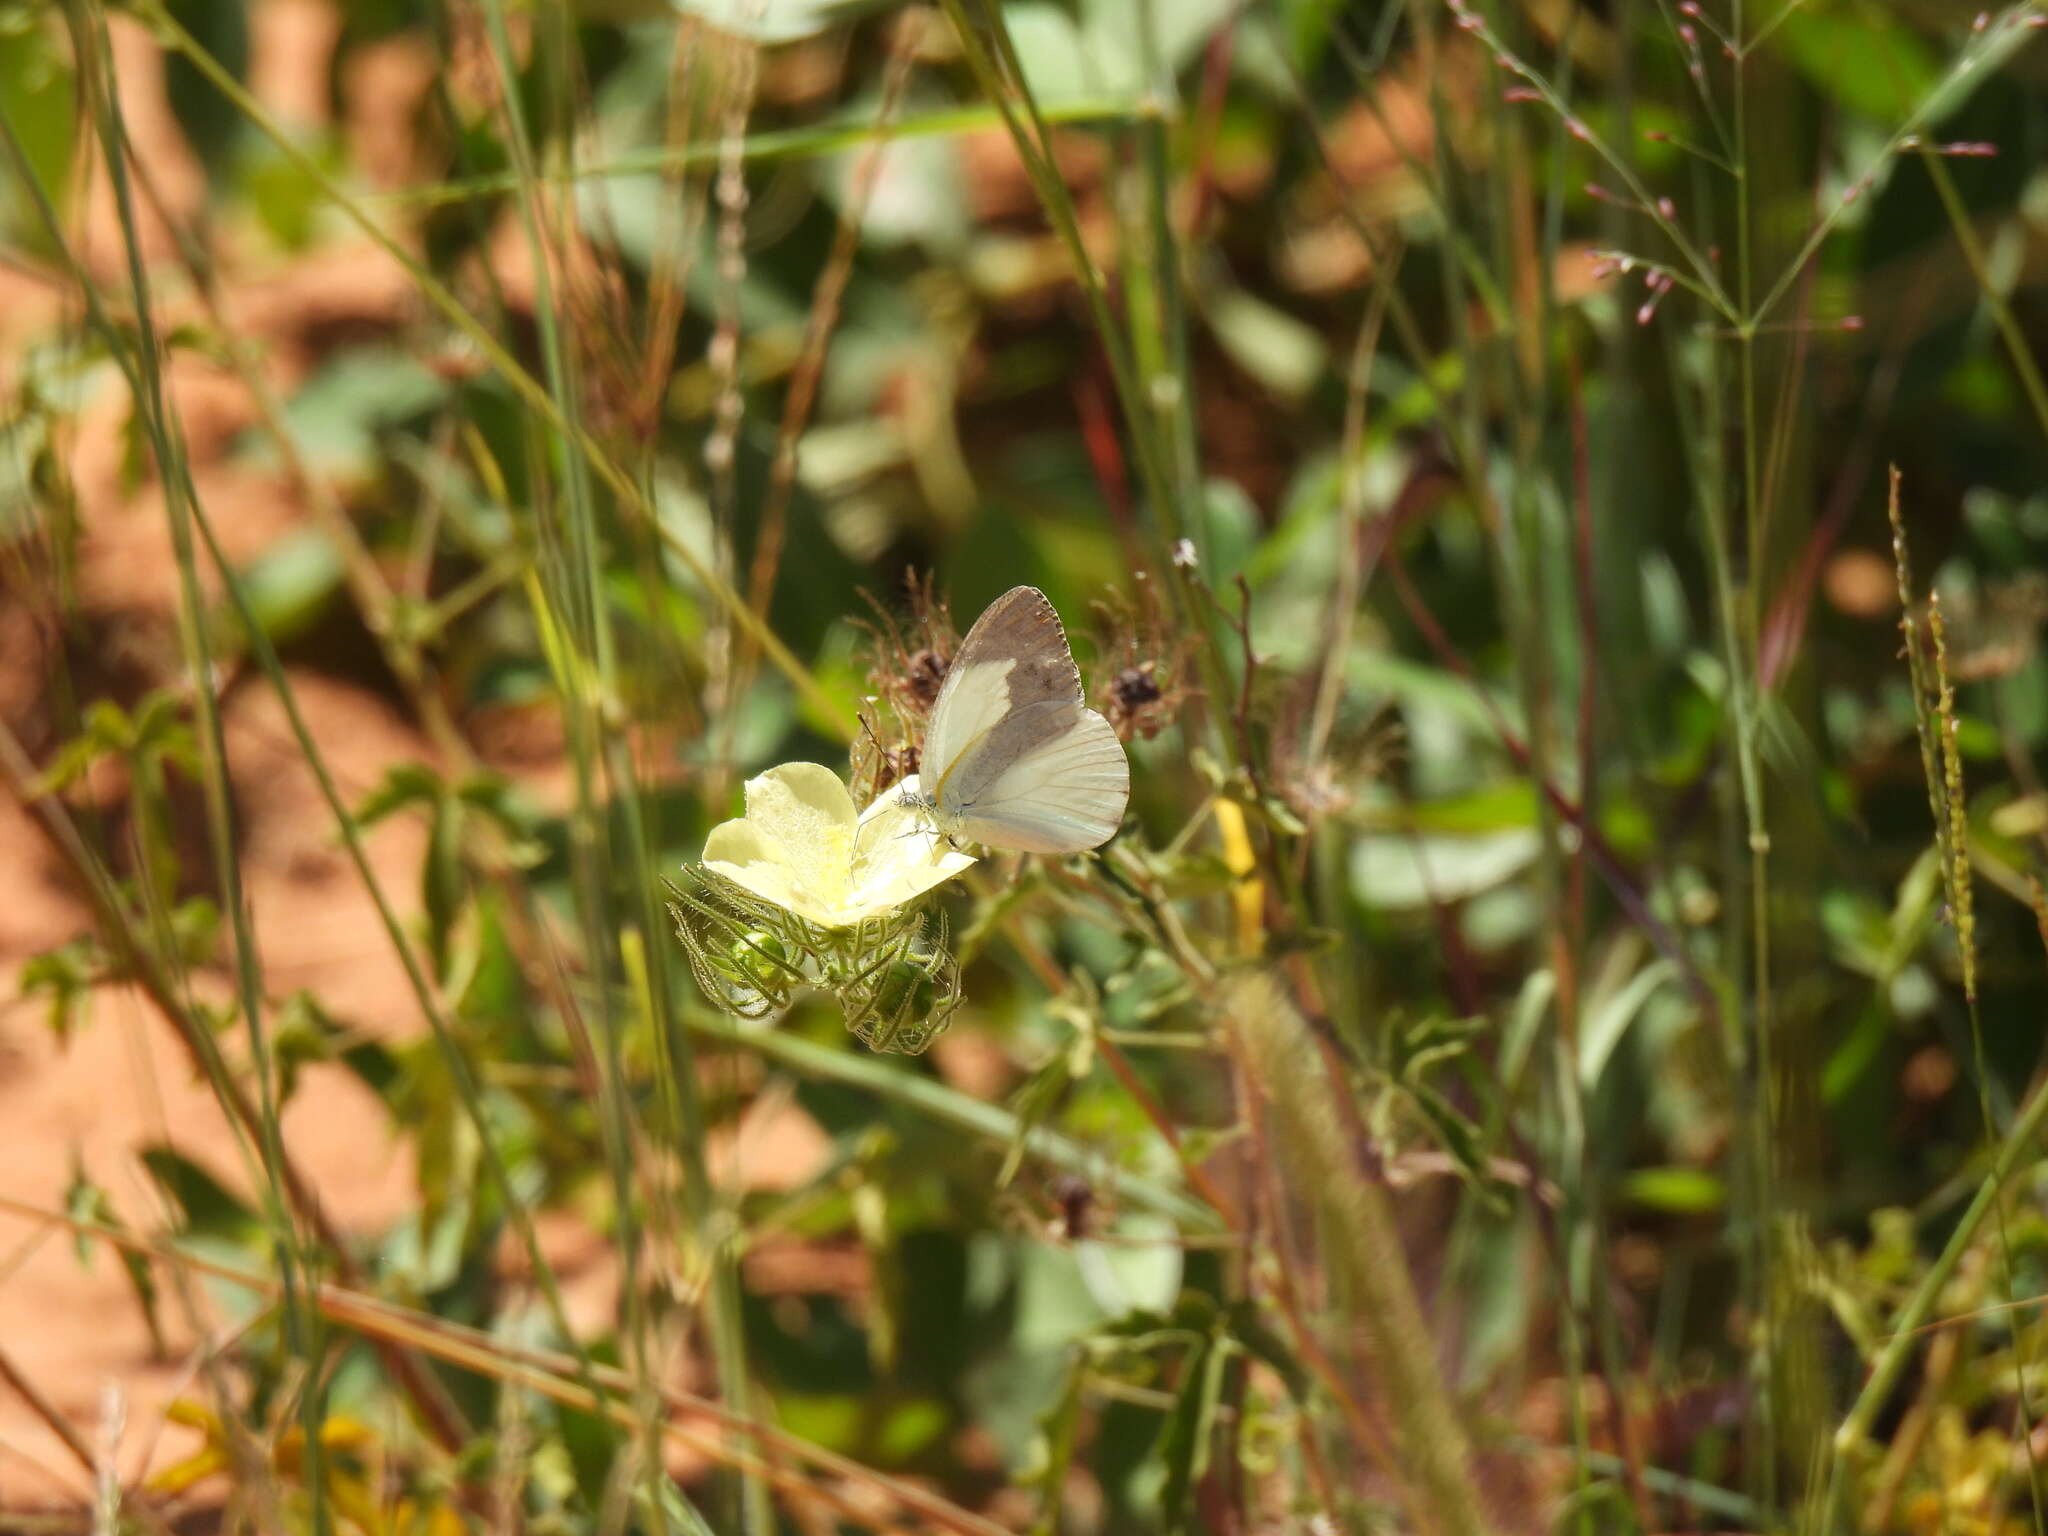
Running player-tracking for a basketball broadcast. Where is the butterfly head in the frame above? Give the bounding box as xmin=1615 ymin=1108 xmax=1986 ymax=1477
xmin=896 ymin=786 xmax=968 ymax=851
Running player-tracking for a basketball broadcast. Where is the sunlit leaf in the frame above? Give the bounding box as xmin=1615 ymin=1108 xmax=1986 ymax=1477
xmin=139 ymin=1146 xmax=266 ymax=1249
xmin=1350 ymin=826 xmax=1542 ymax=908
xmin=1620 ymin=1166 xmax=1725 ymax=1216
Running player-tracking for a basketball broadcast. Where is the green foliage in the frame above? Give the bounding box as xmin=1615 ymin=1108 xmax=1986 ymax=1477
xmin=670 ymin=868 xmax=964 ymax=1051
xmin=65 ymin=1163 xmax=167 ymax=1354
xmin=20 ymin=935 xmax=102 ymax=1043
xmin=355 ymin=762 xmax=547 ymax=981
xmin=9 ymin=0 xmax=2048 ymax=1530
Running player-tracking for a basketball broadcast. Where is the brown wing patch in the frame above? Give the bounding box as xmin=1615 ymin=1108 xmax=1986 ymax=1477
xmin=952 ymin=586 xmax=1084 ymax=709
xmin=923 ymin=586 xmax=1087 ymax=789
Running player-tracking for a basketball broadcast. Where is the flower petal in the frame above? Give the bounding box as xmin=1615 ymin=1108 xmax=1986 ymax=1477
xmin=703 ymin=818 xmax=834 ymax=924
xmin=743 ymin=762 xmax=859 ymax=841
xmin=740 ymin=763 xmax=858 ymax=908
xmin=849 ymin=779 xmax=975 ymax=918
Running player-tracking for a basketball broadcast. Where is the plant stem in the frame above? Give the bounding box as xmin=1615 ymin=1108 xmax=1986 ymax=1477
xmin=1236 ymin=977 xmax=1498 ymax=1536
xmin=130 ymin=0 xmax=851 ymax=737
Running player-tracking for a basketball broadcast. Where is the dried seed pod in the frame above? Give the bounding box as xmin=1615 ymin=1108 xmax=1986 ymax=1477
xmin=903 ymin=646 xmax=950 ymax=709
xmin=851 ymin=571 xmax=959 ymax=801
xmin=834 ymin=914 xmax=961 ymax=1055
xmin=857 ymin=569 xmax=959 ymax=724
xmin=1092 ymin=592 xmax=1192 ymax=743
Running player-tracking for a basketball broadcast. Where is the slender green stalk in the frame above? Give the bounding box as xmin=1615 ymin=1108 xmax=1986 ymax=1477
xmin=63 ymin=10 xmax=336 ymax=1518
xmin=171 ymin=477 xmax=624 ymax=1454
xmin=129 ymin=0 xmax=850 ymax=737
xmin=1488 ymin=13 xmax=1611 ymax=1519
xmin=1747 ymin=4 xmax=2044 ymax=329
xmin=1723 ymin=0 xmax=1784 ymax=1508
xmin=1132 ymin=0 xmax=1201 ymax=521
xmin=690 ymin=1013 xmax=1220 ymax=1231
xmin=935 ymin=0 xmax=1249 ymax=786
xmin=493 ymin=7 xmax=757 ymax=1519
xmin=0 ymin=83 xmax=480 ymax=1467
xmin=0 ymin=1190 xmax=1013 ymax=1536
xmin=1916 ymin=141 xmax=2048 ymax=443
xmin=1236 ymin=976 xmax=1498 ymax=1536
xmin=1441 ymin=0 xmax=1734 ymax=320
xmin=1828 ymin=1049 xmax=2048 ymax=1488
xmin=372 ymin=98 xmax=1145 ymax=209
xmin=470 ymin=2 xmax=714 ymax=1527
xmin=933 ymin=0 xmax=1170 ymax=523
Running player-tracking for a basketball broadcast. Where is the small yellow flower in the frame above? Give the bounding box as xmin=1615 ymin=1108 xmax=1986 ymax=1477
xmin=702 ymin=763 xmax=974 ymax=928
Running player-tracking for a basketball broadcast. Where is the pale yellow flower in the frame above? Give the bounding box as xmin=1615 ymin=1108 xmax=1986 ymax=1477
xmin=701 ymin=764 xmax=974 ymax=928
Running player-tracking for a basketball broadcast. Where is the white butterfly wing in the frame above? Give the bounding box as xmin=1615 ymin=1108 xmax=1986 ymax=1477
xmin=925 ymin=586 xmax=1083 ymax=790
xmin=943 ymin=698 xmax=1130 ymax=854
xmin=924 ymin=587 xmax=1083 ymax=785
xmin=923 ymin=586 xmax=1129 ymax=854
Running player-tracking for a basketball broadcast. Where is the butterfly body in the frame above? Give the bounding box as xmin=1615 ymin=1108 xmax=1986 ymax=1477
xmin=911 ymin=586 xmax=1131 ymax=854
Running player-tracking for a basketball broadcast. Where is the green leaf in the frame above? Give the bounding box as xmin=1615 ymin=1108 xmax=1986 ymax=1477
xmin=1407 ymin=1081 xmax=1493 ymax=1194
xmin=65 ymin=1163 xmax=166 ymax=1355
xmin=0 ymin=12 xmax=73 ymax=225
xmin=695 ymin=1015 xmax=1220 ymax=1231
xmin=272 ymin=990 xmax=396 ymax=1104
xmin=168 ymin=897 xmax=221 ymax=970
xmin=1202 ymin=287 xmax=1328 ymax=402
xmin=20 ymin=938 xmax=100 ymax=1043
xmin=1620 ymin=1166 xmax=1725 ymax=1216
xmin=1386 ymin=781 xmax=1541 ymax=837
xmin=1350 ymin=827 xmax=1542 ymax=908
xmin=424 ymin=794 xmax=464 ymax=983
xmin=665 ymin=0 xmax=891 ymax=42
xmin=1578 ymin=960 xmax=1678 ymax=1092
xmin=454 ymin=774 xmax=548 ymax=866
xmin=0 ymin=413 xmax=50 ymax=545
xmin=239 ymin=136 xmax=331 ymax=251
xmin=1198 ymin=479 xmax=1261 ymax=588
xmin=1025 ymin=1358 xmax=1086 ymax=1536
xmin=33 ymin=695 xmax=167 ymax=796
xmin=1002 ymin=4 xmax=1118 ymax=104
xmin=1822 ymin=998 xmax=1891 ymax=1106
xmin=1080 ymin=0 xmax=1236 ymax=85
xmin=1222 ymin=1301 xmax=1311 ymax=1404
xmin=1341 ymin=648 xmax=1521 ymax=739
xmin=1771 ymin=7 xmax=1938 ymax=122
xmin=139 ymin=1146 xmax=266 ymax=1249
xmin=1269 ymin=0 xmax=1349 ymax=73
xmin=1005 ymin=0 xmax=1236 ymax=105
xmin=274 ymin=349 xmax=447 ymax=483
xmin=0 ymin=13 xmax=76 ymax=251
xmin=355 ymin=762 xmax=446 ymax=825
xmin=160 ymin=0 xmax=250 ymax=173
xmin=1078 ymin=1214 xmax=1184 ymax=1318
xmin=234 ymin=526 xmax=344 ymax=645
xmin=1155 ymin=1335 xmax=1229 ymax=1532
xmin=997 ymin=1046 xmax=1078 ymax=1190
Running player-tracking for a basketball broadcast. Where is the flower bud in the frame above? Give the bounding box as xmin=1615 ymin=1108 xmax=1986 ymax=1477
xmin=718 ymin=930 xmax=789 ymax=991
xmin=872 ymin=958 xmax=938 ymax=1023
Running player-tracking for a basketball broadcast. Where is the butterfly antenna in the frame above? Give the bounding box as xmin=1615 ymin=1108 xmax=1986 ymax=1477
xmin=854 ymin=709 xmax=895 ymax=770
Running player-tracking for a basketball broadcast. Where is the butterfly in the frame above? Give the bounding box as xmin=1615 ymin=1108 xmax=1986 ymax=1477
xmin=903 ymin=585 xmax=1130 ymax=854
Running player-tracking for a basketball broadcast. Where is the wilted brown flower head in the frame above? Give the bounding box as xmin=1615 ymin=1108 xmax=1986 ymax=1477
xmin=1048 ymin=1172 xmax=1098 ymax=1241
xmin=1108 ymin=662 xmax=1162 ymax=712
xmin=852 ymin=570 xmax=958 ymax=801
xmin=1269 ymin=678 xmax=1400 ymax=824
xmin=903 ymin=645 xmax=949 ymax=709
xmin=1092 ymin=588 xmax=1191 ymax=742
